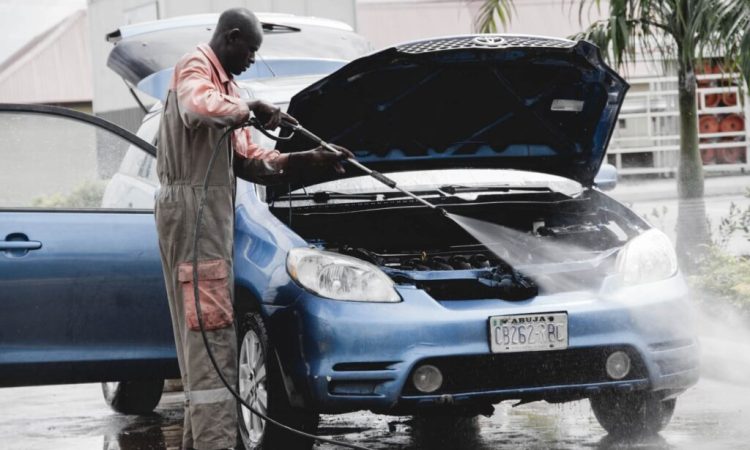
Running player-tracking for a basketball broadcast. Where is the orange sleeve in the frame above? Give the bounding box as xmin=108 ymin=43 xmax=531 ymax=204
xmin=231 ymin=126 xmax=283 ymax=165
xmin=226 ymin=80 xmax=284 ymax=167
xmin=174 ymin=55 xmax=250 ymax=129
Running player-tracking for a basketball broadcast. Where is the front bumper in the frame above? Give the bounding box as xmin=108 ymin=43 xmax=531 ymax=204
xmin=270 ymin=274 xmax=699 ymax=414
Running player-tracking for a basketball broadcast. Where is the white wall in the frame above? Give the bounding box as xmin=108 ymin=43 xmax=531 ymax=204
xmin=356 ymin=0 xmax=609 ymax=50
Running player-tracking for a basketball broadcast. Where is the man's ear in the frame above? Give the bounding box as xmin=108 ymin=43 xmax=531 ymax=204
xmin=226 ymin=28 xmax=242 ymax=44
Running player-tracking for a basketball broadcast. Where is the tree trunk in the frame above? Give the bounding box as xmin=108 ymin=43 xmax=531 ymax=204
xmin=675 ymin=61 xmax=710 ymax=272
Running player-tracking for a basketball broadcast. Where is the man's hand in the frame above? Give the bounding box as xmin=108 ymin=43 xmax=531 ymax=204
xmin=248 ymin=100 xmax=298 ymax=130
xmin=289 ymin=144 xmax=354 ymax=174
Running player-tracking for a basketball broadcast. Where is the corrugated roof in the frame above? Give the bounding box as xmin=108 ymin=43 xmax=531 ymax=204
xmin=0 ymin=9 xmax=91 ymax=104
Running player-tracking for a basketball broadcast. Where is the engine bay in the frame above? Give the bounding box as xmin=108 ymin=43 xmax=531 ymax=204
xmin=271 ymin=189 xmax=645 ymax=300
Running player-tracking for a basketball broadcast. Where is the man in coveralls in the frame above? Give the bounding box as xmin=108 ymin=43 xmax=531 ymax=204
xmin=155 ymin=8 xmax=352 ymax=450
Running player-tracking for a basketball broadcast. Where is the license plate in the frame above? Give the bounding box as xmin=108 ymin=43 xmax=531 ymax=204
xmin=489 ymin=312 xmax=568 ymax=353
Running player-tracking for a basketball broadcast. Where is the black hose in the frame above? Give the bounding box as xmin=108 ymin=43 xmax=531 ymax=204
xmin=191 ymin=123 xmax=372 ymax=450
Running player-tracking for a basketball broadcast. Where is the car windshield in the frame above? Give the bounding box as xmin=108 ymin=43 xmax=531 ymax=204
xmin=287 ymin=169 xmax=583 ymax=198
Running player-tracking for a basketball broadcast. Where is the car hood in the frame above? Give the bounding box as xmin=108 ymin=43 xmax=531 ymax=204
xmin=273 ymin=35 xmax=628 ymax=199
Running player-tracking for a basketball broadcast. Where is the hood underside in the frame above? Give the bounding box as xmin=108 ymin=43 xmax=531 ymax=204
xmin=273 ymin=35 xmax=628 ymax=199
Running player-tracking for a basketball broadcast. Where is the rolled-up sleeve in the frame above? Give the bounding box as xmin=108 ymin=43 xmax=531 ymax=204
xmin=231 ymin=127 xmax=289 ymax=183
xmin=231 ymin=127 xmax=282 ymax=161
xmin=175 ymin=57 xmax=250 ymax=129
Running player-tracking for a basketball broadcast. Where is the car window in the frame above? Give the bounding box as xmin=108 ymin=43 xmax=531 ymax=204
xmin=101 ymin=112 xmax=160 ymax=209
xmin=0 ymin=109 xmax=154 ymax=211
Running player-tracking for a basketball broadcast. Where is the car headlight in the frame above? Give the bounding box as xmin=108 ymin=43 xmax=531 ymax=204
xmin=616 ymin=229 xmax=678 ymax=285
xmin=287 ymin=247 xmax=401 ymax=302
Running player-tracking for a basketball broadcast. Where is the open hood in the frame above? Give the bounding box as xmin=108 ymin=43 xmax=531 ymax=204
xmin=273 ymin=35 xmax=628 ymax=198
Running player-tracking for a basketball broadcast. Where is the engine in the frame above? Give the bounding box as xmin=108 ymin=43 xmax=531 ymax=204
xmin=272 ymin=189 xmax=644 ymax=301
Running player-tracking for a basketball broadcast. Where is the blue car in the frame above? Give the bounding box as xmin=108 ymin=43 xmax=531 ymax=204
xmin=0 ymin=15 xmax=698 ymax=450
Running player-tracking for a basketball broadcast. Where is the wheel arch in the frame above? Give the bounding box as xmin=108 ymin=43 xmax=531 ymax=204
xmin=234 ymin=283 xmax=310 ymax=410
xmin=234 ymin=282 xmax=263 ymax=318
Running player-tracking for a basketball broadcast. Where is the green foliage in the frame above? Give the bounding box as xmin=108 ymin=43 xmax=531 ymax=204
xmin=475 ymin=0 xmax=516 ymax=33
xmin=31 ymin=180 xmax=106 ymax=209
xmin=570 ymin=0 xmax=750 ymax=89
xmin=689 ymin=188 xmax=750 ymax=315
xmin=713 ymin=187 xmax=750 ymax=247
xmin=688 ymin=247 xmax=750 ymax=315
xmin=716 ymin=201 xmax=750 ymax=247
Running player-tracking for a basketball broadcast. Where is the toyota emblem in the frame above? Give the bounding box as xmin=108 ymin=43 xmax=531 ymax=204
xmin=473 ymin=36 xmax=506 ymax=47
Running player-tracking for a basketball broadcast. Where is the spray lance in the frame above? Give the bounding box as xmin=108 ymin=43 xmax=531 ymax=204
xmin=191 ymin=115 xmax=450 ymax=450
xmin=265 ymin=116 xmax=447 ymax=213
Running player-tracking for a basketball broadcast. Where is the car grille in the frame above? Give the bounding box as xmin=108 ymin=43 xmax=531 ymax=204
xmin=402 ymin=346 xmax=647 ymax=396
xmin=396 ymin=35 xmax=576 ymax=54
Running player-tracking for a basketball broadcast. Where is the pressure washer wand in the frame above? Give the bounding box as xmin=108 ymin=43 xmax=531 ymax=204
xmin=281 ymin=119 xmax=444 ymax=212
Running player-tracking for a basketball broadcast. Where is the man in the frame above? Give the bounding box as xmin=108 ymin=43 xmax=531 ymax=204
xmin=155 ymin=8 xmax=352 ymax=450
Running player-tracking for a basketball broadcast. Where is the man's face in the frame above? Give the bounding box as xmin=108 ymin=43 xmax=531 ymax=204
xmin=226 ymin=28 xmax=262 ymax=76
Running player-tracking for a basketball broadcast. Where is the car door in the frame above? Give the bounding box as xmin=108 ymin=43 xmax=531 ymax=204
xmin=0 ymin=104 xmax=178 ymax=386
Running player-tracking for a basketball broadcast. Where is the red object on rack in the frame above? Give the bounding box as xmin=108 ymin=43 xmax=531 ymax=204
xmin=721 ymin=91 xmax=738 ymax=106
xmin=701 ymin=147 xmax=717 ymax=165
xmin=704 ymin=92 xmax=721 ymax=107
xmin=699 ymin=115 xmax=720 ymax=165
xmin=719 ymin=114 xmax=744 ymax=133
xmin=697 ymin=61 xmax=714 ymax=87
xmin=699 ymin=115 xmax=720 ymax=133
xmin=716 ymin=138 xmax=746 ymax=164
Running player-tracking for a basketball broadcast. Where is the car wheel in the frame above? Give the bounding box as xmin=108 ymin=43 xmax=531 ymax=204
xmin=237 ymin=312 xmax=319 ymax=450
xmin=590 ymin=392 xmax=676 ymax=437
xmin=101 ymin=379 xmax=164 ymax=414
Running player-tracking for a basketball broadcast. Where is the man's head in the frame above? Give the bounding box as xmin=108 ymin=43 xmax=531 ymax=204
xmin=209 ymin=8 xmax=263 ymax=76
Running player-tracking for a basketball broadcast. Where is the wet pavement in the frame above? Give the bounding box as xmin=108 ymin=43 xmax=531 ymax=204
xmin=2 ymin=304 xmax=750 ymax=450
xmin=1 ymin=373 xmax=748 ymax=450
xmin=2 ymin=177 xmax=747 ymax=450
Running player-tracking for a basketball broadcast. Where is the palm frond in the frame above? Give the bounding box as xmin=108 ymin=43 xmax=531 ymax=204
xmin=711 ymin=0 xmax=750 ymax=90
xmin=474 ymin=0 xmax=516 ymax=33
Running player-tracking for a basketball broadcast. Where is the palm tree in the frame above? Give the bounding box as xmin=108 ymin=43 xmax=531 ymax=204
xmin=476 ymin=0 xmax=750 ymax=270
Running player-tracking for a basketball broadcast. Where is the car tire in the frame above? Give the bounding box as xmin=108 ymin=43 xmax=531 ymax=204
xmin=101 ymin=380 xmax=164 ymax=415
xmin=590 ymin=392 xmax=676 ymax=437
xmin=236 ymin=311 xmax=319 ymax=450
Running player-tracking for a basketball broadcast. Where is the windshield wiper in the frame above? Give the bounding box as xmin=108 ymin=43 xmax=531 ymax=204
xmin=438 ymin=185 xmax=554 ymax=195
xmin=277 ymin=191 xmax=380 ymax=204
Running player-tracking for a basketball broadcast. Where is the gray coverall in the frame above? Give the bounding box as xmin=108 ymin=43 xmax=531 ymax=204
xmin=155 ymin=44 xmax=286 ymax=450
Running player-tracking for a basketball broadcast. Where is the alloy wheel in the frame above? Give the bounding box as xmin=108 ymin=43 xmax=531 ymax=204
xmin=239 ymin=329 xmax=268 ymax=446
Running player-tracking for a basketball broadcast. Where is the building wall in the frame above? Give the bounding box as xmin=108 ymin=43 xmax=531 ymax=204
xmin=356 ymin=0 xmax=609 ymax=49
xmin=0 ymin=9 xmax=92 ymax=105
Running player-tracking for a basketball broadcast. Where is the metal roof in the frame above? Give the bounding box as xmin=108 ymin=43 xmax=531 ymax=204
xmin=0 ymin=9 xmax=92 ymax=104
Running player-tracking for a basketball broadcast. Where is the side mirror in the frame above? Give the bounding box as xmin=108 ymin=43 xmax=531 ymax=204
xmin=594 ymin=163 xmax=618 ymax=191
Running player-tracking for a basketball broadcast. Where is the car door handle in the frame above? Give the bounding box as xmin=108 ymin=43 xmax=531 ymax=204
xmin=0 ymin=241 xmax=42 ymax=250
